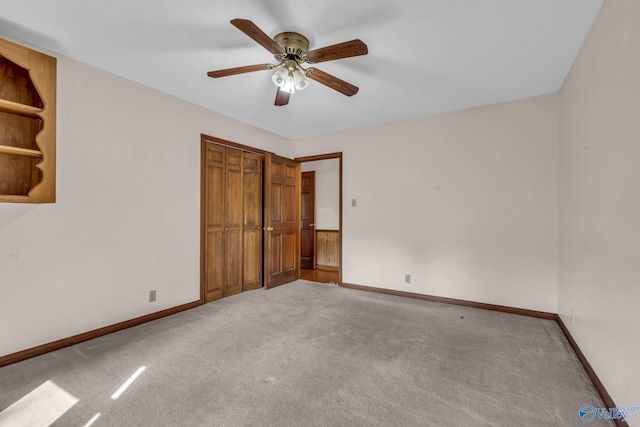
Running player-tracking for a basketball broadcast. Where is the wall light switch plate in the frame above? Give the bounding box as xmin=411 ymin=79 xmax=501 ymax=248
xmin=149 ymin=290 xmax=156 ymax=302
xmin=352 ymin=199 xmax=357 ymax=207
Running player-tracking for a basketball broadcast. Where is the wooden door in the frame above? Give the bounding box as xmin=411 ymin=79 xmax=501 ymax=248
xmin=224 ymin=149 xmax=243 ymax=298
xmin=242 ymin=153 xmax=262 ymax=291
xmin=203 ymin=143 xmax=263 ymax=302
xmin=300 ymin=171 xmax=316 ymax=269
xmin=264 ymin=153 xmax=301 ymax=289
xmin=204 ymin=144 xmax=225 ymax=302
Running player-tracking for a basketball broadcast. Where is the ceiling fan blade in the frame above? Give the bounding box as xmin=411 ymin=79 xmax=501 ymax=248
xmin=305 ymin=39 xmax=368 ymax=64
xmin=306 ymin=68 xmax=359 ymax=96
xmin=275 ymin=89 xmax=290 ymax=106
xmin=207 ymin=64 xmax=271 ymax=78
xmin=231 ymin=19 xmax=284 ymax=55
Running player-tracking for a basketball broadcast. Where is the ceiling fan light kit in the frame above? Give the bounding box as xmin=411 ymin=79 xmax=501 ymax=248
xmin=207 ymin=19 xmax=368 ymax=106
xmin=271 ymin=58 xmax=309 ymax=94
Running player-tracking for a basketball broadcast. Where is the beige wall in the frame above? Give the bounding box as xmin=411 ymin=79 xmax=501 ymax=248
xmin=559 ymin=0 xmax=640 ymax=408
xmin=0 ymin=49 xmax=291 ymax=356
xmin=293 ymin=94 xmax=559 ymax=313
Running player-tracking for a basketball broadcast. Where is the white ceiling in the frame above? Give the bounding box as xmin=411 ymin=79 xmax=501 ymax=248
xmin=0 ymin=0 xmax=604 ymax=139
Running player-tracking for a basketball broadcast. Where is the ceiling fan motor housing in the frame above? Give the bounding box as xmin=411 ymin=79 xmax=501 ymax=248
xmin=274 ymin=32 xmax=309 ymax=60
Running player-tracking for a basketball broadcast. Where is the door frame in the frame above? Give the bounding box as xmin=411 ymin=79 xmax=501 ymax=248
xmin=294 ymin=152 xmax=343 ymax=285
xmin=300 ymin=171 xmax=316 ymax=269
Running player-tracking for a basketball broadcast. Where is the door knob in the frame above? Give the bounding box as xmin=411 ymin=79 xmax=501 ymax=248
xmin=267 ymin=226 xmax=274 ymax=232
xmin=309 ymin=223 xmax=314 ymax=227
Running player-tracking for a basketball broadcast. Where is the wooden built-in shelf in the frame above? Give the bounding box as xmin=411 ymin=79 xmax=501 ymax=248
xmin=0 ymin=37 xmax=56 ymax=203
xmin=0 ymin=98 xmax=43 ymax=119
xmin=0 ymin=145 xmax=43 ymax=158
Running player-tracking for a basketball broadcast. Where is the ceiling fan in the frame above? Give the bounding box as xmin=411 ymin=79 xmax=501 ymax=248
xmin=207 ymin=19 xmax=368 ymax=106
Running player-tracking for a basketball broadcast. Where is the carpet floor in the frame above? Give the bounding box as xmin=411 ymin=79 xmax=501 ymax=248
xmin=0 ymin=281 xmax=613 ymax=426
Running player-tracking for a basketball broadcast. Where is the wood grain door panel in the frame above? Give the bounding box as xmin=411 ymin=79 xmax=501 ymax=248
xmin=224 ymin=149 xmax=243 ymax=297
xmin=270 ymin=184 xmax=282 ymax=223
xmin=283 ymin=232 xmax=297 ymax=271
xmin=283 ymin=184 xmax=296 ymax=223
xmin=264 ymin=153 xmax=300 ymax=289
xmin=268 ymin=233 xmax=283 ymax=276
xmin=203 ymin=143 xmax=263 ymax=301
xmin=242 ymin=153 xmax=262 ymax=291
xmin=206 ymin=148 xmax=225 ymax=229
xmin=243 ymin=229 xmax=261 ymax=290
xmin=206 ymin=231 xmax=224 ymax=301
xmin=204 ymin=144 xmax=225 ymax=302
xmin=224 ymin=229 xmax=243 ymax=297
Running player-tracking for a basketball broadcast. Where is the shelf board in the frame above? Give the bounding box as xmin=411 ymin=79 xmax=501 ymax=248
xmin=0 ymin=145 xmax=43 ymax=158
xmin=0 ymin=98 xmax=43 ymax=119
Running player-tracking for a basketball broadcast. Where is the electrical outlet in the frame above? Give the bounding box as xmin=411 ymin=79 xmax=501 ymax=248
xmin=405 ymin=274 xmax=411 ymax=284
xmin=149 ymin=290 xmax=156 ymax=302
xmin=571 ymin=307 xmax=574 ymax=323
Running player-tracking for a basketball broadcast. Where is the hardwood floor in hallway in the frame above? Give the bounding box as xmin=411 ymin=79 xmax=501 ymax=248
xmin=300 ymin=268 xmax=339 ymax=284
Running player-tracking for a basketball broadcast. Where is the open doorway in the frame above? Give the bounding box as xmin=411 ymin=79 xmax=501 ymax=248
xmin=295 ymin=153 xmax=342 ymax=284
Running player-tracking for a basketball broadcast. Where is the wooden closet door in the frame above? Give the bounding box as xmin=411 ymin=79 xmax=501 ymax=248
xmin=243 ymin=153 xmax=262 ymax=291
xmin=264 ymin=153 xmax=301 ymax=289
xmin=203 ymin=142 xmax=264 ymax=301
xmin=224 ymin=148 xmax=243 ymax=297
xmin=204 ymin=144 xmax=225 ymax=302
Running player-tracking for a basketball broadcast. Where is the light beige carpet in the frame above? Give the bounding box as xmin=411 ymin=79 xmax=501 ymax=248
xmin=0 ymin=281 xmax=614 ymax=426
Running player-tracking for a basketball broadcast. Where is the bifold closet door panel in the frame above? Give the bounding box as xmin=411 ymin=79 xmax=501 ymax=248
xmin=223 ymin=148 xmax=243 ymax=297
xmin=204 ymin=144 xmax=225 ymax=302
xmin=242 ymin=152 xmax=262 ymax=291
xmin=204 ymin=143 xmax=264 ymax=300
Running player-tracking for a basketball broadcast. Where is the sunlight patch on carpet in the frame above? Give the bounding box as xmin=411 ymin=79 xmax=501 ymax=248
xmin=83 ymin=412 xmax=101 ymax=427
xmin=111 ymin=366 xmax=145 ymax=400
xmin=0 ymin=380 xmax=78 ymax=427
